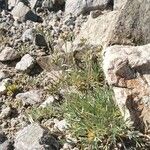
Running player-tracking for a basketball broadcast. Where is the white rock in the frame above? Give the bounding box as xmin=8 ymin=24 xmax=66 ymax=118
xmin=0 ymin=47 xmax=20 ymax=61
xmin=0 ymin=107 xmax=12 ymax=119
xmin=15 ymin=54 xmax=35 ymax=72
xmin=40 ymin=96 xmax=55 ymax=108
xmin=0 ymin=71 xmax=9 ymax=81
xmin=54 ymin=119 xmax=68 ymax=132
xmin=16 ymin=90 xmax=42 ymax=105
xmin=0 ymin=79 xmax=11 ymax=96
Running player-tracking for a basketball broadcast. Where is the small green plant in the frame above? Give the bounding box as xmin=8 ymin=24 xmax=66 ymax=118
xmin=63 ymin=87 xmax=149 ymax=149
xmin=6 ymin=83 xmax=21 ymax=97
xmin=26 ymin=105 xmax=63 ymax=122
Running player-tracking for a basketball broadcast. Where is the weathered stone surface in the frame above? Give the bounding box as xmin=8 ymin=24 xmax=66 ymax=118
xmin=65 ymin=0 xmax=113 ymax=16
xmin=108 ymin=0 xmax=150 ymax=46
xmin=74 ymin=11 xmax=118 ymax=46
xmin=0 ymin=79 xmax=11 ymax=96
xmin=0 ymin=47 xmax=20 ymax=62
xmin=11 ymin=2 xmax=40 ymax=22
xmin=16 ymin=90 xmax=43 ymax=105
xmin=8 ymin=0 xmax=19 ymax=10
xmin=0 ymin=106 xmax=12 ymax=119
xmin=22 ymin=28 xmax=36 ymax=42
xmin=103 ymin=44 xmax=150 ymax=132
xmin=14 ymin=123 xmax=60 ymax=150
xmin=0 ymin=71 xmax=9 ymax=81
xmin=15 ymin=54 xmax=35 ymax=72
xmin=0 ymin=140 xmax=14 ymax=150
xmin=113 ymin=0 xmax=127 ymax=10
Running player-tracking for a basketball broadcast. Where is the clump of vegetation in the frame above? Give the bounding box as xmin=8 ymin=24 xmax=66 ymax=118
xmin=26 ymin=105 xmax=63 ymax=122
xmin=63 ymin=86 xmax=150 ymax=149
xmin=23 ymin=42 xmax=150 ymax=149
xmin=6 ymin=83 xmax=21 ymax=97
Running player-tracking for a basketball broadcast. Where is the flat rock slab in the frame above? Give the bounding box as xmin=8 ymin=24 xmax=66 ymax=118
xmin=14 ymin=123 xmax=60 ymax=150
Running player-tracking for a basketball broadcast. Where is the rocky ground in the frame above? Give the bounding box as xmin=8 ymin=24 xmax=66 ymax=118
xmin=0 ymin=0 xmax=150 ymax=150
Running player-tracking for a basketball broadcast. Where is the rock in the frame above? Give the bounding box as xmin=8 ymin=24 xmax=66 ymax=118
xmin=14 ymin=123 xmax=60 ymax=150
xmin=15 ymin=54 xmax=35 ymax=72
xmin=0 ymin=132 xmax=7 ymax=144
xmin=54 ymin=119 xmax=68 ymax=132
xmin=42 ymin=0 xmax=65 ymax=11
xmin=8 ymin=0 xmax=19 ymax=10
xmin=103 ymin=44 xmax=150 ymax=132
xmin=113 ymin=0 xmax=127 ymax=10
xmin=0 ymin=71 xmax=9 ymax=81
xmin=16 ymin=90 xmax=43 ymax=105
xmin=28 ymin=0 xmax=39 ymax=9
xmin=0 ymin=79 xmax=11 ymax=96
xmin=108 ymin=0 xmax=150 ymax=46
xmin=22 ymin=28 xmax=36 ymax=42
xmin=40 ymin=95 xmax=55 ymax=108
xmin=40 ymin=94 xmax=61 ymax=108
xmin=0 ymin=140 xmax=14 ymax=150
xmin=0 ymin=106 xmax=12 ymax=119
xmin=34 ymin=34 xmax=48 ymax=47
xmin=74 ymin=11 xmax=118 ymax=46
xmin=65 ymin=0 xmax=113 ymax=16
xmin=11 ymin=2 xmax=40 ymax=22
xmin=0 ymin=47 xmax=20 ymax=62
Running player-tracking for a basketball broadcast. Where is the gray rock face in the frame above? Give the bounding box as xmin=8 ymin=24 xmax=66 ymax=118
xmin=74 ymin=11 xmax=118 ymax=46
xmin=0 ymin=47 xmax=20 ymax=62
xmin=15 ymin=54 xmax=35 ymax=72
xmin=14 ymin=123 xmax=60 ymax=150
xmin=16 ymin=90 xmax=43 ymax=105
xmin=103 ymin=44 xmax=150 ymax=132
xmin=108 ymin=0 xmax=150 ymax=46
xmin=65 ymin=0 xmax=113 ymax=16
xmin=113 ymin=0 xmax=127 ymax=10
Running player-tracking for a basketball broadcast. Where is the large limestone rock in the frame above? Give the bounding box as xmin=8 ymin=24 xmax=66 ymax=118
xmin=74 ymin=11 xmax=118 ymax=46
xmin=108 ymin=0 xmax=150 ymax=46
xmin=14 ymin=123 xmax=60 ymax=150
xmin=103 ymin=44 xmax=150 ymax=132
xmin=75 ymin=0 xmax=150 ymax=47
xmin=65 ymin=0 xmax=113 ymax=16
